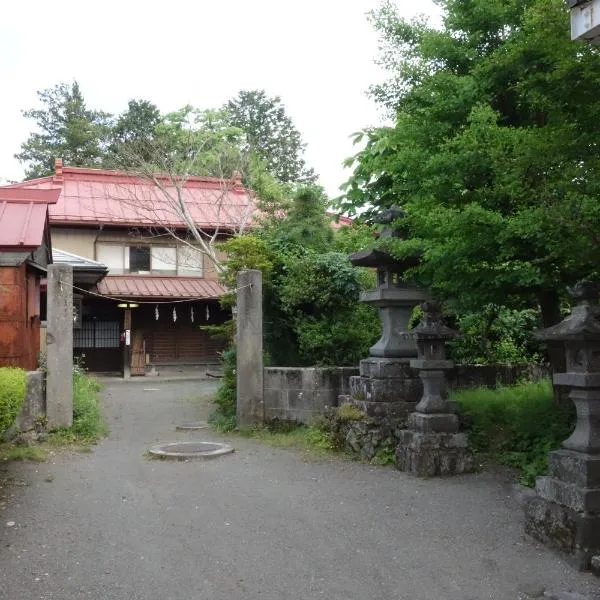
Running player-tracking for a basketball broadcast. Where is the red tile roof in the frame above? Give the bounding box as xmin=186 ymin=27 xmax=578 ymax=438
xmin=97 ymin=276 xmax=226 ymax=299
xmin=328 ymin=213 xmax=353 ymax=229
xmin=0 ymin=188 xmax=60 ymax=251
xmin=8 ymin=164 xmax=254 ymax=230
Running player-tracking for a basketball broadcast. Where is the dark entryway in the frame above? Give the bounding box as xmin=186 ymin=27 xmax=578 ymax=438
xmin=74 ymin=298 xmax=122 ymax=373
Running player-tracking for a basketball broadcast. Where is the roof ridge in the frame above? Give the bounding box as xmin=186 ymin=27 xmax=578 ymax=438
xmin=53 ymin=247 xmax=106 ymax=266
xmin=61 ymin=165 xmax=241 ymax=186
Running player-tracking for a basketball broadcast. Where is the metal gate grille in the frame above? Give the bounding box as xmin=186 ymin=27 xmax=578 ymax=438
xmin=74 ymin=321 xmax=120 ymax=349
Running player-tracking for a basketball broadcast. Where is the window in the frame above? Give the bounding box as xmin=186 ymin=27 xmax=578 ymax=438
xmin=177 ymin=246 xmax=203 ymax=277
xmin=96 ymin=242 xmax=201 ymax=275
xmin=96 ymin=244 xmax=125 ymax=273
xmin=129 ymin=246 xmax=151 ymax=273
xmin=151 ymin=247 xmax=176 ymax=272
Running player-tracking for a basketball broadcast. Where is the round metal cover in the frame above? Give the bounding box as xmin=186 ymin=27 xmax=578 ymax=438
xmin=175 ymin=422 xmax=209 ymax=431
xmin=149 ymin=441 xmax=234 ymax=460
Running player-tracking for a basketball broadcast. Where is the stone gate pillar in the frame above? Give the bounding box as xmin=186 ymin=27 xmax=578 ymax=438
xmin=46 ymin=264 xmax=73 ymax=429
xmin=236 ymin=269 xmax=264 ymax=427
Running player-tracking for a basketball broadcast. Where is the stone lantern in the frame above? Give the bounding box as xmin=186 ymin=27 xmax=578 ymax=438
xmin=349 ymin=249 xmax=426 ymax=359
xmin=343 ymin=206 xmax=428 ymax=421
xmin=395 ymin=301 xmax=474 ymax=476
xmin=525 ymin=281 xmax=600 ymax=570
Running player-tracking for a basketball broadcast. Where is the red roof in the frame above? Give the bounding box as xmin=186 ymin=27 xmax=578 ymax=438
xmin=8 ymin=163 xmax=254 ymax=230
xmin=328 ymin=213 xmax=353 ymax=229
xmin=0 ymin=188 xmax=60 ymax=251
xmin=97 ymin=275 xmax=226 ymax=299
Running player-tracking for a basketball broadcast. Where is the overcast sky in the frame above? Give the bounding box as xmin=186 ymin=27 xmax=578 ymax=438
xmin=0 ymin=0 xmax=439 ymax=196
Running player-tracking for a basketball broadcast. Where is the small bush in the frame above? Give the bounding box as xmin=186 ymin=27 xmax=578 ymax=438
xmin=209 ymin=346 xmax=237 ymax=431
xmin=0 ymin=367 xmax=27 ymax=435
xmin=336 ymin=403 xmax=367 ymax=421
xmin=454 ymin=379 xmax=574 ymax=486
xmin=50 ymin=370 xmax=106 ymax=443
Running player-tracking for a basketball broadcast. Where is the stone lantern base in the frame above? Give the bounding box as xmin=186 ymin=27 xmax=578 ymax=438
xmin=335 ymin=357 xmax=422 ymax=460
xmin=395 ymin=412 xmax=474 ymax=477
xmin=524 ymin=449 xmax=600 ymax=570
xmin=346 ymin=357 xmax=422 ymax=418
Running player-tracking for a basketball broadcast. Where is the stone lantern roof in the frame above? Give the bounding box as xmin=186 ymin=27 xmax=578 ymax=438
xmin=535 ymin=281 xmax=600 ymax=342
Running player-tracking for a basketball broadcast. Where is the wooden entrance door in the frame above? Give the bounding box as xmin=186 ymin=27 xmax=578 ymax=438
xmin=130 ymin=331 xmax=146 ymax=376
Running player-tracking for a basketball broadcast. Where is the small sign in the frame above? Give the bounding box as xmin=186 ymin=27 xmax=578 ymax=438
xmin=125 ymin=329 xmax=131 ymax=346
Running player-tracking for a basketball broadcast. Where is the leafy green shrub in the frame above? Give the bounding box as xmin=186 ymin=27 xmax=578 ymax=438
xmin=209 ymin=346 xmax=237 ymax=431
xmin=0 ymin=367 xmax=27 ymax=435
xmin=51 ymin=370 xmax=106 ymax=442
xmin=449 ymin=305 xmax=542 ymax=365
xmin=277 ymin=252 xmax=380 ymax=366
xmin=454 ymin=379 xmax=574 ymax=486
xmin=71 ymin=370 xmax=105 ymax=439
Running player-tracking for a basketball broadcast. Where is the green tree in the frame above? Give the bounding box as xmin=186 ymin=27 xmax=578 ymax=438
xmin=16 ymin=81 xmax=112 ymax=178
xmin=278 ymin=251 xmax=379 ymax=366
xmin=106 ymin=99 xmax=162 ymax=166
xmin=340 ymin=0 xmax=600 ymax=329
xmin=263 ymin=185 xmax=334 ymax=253
xmin=225 ymin=89 xmax=316 ymax=183
xmin=218 ymin=185 xmax=379 ymax=367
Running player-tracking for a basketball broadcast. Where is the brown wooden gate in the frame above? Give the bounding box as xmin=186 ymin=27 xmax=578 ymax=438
xmin=130 ymin=331 xmax=146 ymax=376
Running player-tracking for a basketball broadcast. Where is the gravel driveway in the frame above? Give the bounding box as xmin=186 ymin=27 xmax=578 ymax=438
xmin=0 ymin=380 xmax=598 ymax=600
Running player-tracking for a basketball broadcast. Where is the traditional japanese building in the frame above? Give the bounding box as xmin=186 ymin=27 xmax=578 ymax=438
xmin=4 ymin=160 xmax=252 ymax=375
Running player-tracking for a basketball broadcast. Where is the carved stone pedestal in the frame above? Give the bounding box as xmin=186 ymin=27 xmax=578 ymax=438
xmin=525 ymin=447 xmax=600 ymax=570
xmin=524 ymin=282 xmax=600 ymax=572
xmin=396 ymin=405 xmax=473 ymax=476
xmin=346 ymin=357 xmax=422 ymax=419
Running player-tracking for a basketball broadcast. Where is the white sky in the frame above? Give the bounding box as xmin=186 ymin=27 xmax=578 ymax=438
xmin=0 ymin=0 xmax=439 ymax=197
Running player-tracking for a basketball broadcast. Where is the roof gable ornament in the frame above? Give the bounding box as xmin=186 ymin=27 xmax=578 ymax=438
xmin=53 ymin=158 xmax=64 ymax=184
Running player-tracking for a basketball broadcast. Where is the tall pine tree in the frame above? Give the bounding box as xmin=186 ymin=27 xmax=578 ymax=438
xmin=16 ymin=81 xmax=112 ymax=178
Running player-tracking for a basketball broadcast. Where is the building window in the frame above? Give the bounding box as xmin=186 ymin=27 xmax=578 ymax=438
xmin=96 ymin=244 xmax=125 ymax=274
xmin=151 ymin=247 xmax=177 ymax=272
xmin=129 ymin=246 xmax=151 ymax=273
xmin=177 ymin=245 xmax=203 ymax=277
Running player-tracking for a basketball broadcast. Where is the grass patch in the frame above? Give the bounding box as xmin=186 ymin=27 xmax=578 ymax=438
xmin=233 ymin=423 xmax=337 ymax=457
xmin=0 ymin=444 xmax=47 ymax=462
xmin=453 ymin=379 xmax=575 ymax=487
xmin=49 ymin=371 xmax=107 ymax=446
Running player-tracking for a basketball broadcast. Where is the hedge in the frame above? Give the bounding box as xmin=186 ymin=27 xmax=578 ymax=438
xmin=0 ymin=367 xmax=27 ymax=435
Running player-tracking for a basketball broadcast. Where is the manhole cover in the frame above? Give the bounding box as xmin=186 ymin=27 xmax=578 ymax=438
xmin=148 ymin=441 xmax=233 ymax=460
xmin=175 ymin=422 xmax=209 ymax=431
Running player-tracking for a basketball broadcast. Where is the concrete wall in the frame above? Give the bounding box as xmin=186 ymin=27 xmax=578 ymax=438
xmin=448 ymin=364 xmax=550 ymax=390
xmin=263 ymin=367 xmax=359 ymax=423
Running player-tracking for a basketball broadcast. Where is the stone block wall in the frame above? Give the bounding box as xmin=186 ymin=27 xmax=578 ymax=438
xmin=449 ymin=364 xmax=550 ymax=390
xmin=262 ymin=363 xmax=548 ymax=426
xmin=263 ymin=367 xmax=359 ymax=424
